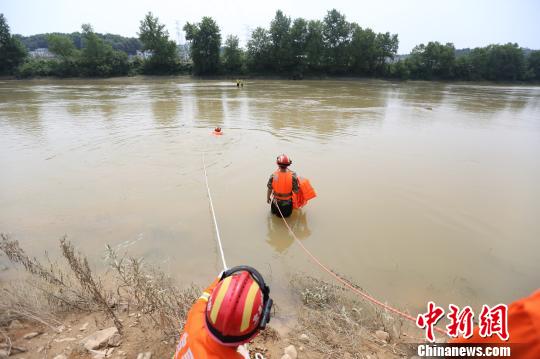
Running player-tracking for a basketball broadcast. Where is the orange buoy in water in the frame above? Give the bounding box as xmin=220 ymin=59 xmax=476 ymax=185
xmin=212 ymin=127 xmax=223 ymax=136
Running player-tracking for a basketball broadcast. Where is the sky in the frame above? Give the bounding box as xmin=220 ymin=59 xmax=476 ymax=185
xmin=2 ymin=0 xmax=539 ymax=53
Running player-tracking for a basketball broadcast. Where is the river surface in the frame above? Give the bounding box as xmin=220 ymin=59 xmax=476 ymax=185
xmin=1 ymin=78 xmax=539 ymax=319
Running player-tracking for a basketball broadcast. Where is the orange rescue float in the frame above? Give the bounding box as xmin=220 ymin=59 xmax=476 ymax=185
xmin=292 ymin=177 xmax=316 ymax=209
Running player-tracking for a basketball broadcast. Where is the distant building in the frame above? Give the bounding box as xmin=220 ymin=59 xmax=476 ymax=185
xmin=29 ymin=48 xmax=55 ymax=59
xmin=135 ymin=50 xmax=153 ymax=59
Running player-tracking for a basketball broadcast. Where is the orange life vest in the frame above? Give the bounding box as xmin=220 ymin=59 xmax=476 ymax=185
xmin=272 ymin=170 xmax=293 ymax=201
xmin=174 ymin=279 xmax=243 ymax=359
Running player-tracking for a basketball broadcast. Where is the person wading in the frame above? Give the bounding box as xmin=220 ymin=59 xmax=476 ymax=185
xmin=267 ymin=154 xmax=299 ymax=218
xmin=173 ymin=266 xmax=273 ymax=359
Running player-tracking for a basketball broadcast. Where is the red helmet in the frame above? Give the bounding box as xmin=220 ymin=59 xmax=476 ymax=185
xmin=205 ymin=266 xmax=272 ymax=346
xmin=276 ymin=154 xmax=292 ymax=167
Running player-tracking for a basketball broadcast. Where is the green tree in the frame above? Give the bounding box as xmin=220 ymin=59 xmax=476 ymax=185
xmin=388 ymin=60 xmax=410 ymax=79
xmin=101 ymin=33 xmax=142 ymax=55
xmin=349 ymin=25 xmax=377 ymax=74
xmin=184 ymin=17 xmax=221 ymax=75
xmin=222 ymin=35 xmax=243 ymax=74
xmin=467 ymin=43 xmax=526 ymax=81
xmin=453 ymin=55 xmax=474 ymax=80
xmin=485 ymin=43 xmax=526 ymax=81
xmin=269 ymin=10 xmax=292 ymax=72
xmin=407 ymin=41 xmax=455 ymax=79
xmin=374 ymin=32 xmax=399 ymax=75
xmin=468 ymin=47 xmax=489 ymax=80
xmin=247 ymin=27 xmax=272 ymax=73
xmin=79 ymin=24 xmax=128 ymax=77
xmin=305 ymin=20 xmax=325 ymax=73
xmin=322 ymin=9 xmax=352 ymax=73
xmin=0 ymin=14 xmax=27 ymax=75
xmin=290 ymin=18 xmax=308 ymax=77
xmin=139 ymin=12 xmax=179 ymax=74
xmin=47 ymin=33 xmax=80 ymax=77
xmin=47 ymin=34 xmax=77 ymax=59
xmin=528 ymin=50 xmax=540 ymax=80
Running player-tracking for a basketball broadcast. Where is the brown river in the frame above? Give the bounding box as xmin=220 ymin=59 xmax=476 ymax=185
xmin=1 ymin=78 xmax=539 ymax=321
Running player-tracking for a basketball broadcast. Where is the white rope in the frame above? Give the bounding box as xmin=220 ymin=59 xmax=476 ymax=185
xmin=202 ymin=152 xmax=228 ymax=270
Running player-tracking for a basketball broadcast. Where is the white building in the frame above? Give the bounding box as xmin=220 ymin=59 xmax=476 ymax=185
xmin=136 ymin=50 xmax=153 ymax=59
xmin=29 ymin=48 xmax=55 ymax=59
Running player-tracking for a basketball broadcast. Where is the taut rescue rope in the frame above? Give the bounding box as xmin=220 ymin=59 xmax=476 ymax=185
xmin=272 ymin=198 xmax=446 ymax=334
xmin=202 ymin=153 xmax=228 ymax=270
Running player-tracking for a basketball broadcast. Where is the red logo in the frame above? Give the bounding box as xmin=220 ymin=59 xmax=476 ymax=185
xmin=416 ymin=301 xmax=445 ymax=342
xmin=417 ymin=302 xmax=509 ymax=342
xmin=446 ymin=304 xmax=474 ymax=339
xmin=478 ymin=304 xmax=509 ymax=341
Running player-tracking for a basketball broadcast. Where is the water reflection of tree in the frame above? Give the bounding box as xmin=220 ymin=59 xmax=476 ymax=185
xmin=266 ymin=210 xmax=311 ymax=253
xmin=221 ymin=89 xmax=242 ymax=123
xmin=64 ymin=84 xmax=122 ymax=119
xmin=392 ymin=81 xmax=447 ymax=109
xmin=446 ymin=86 xmax=532 ymax=114
xmin=250 ymin=81 xmax=388 ymax=140
xmin=152 ymin=87 xmax=181 ymax=126
xmin=193 ymin=87 xmax=226 ymax=128
xmin=1 ymin=86 xmax=43 ymax=137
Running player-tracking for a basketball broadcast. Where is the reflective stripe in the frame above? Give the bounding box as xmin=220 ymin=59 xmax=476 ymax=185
xmin=175 ymin=333 xmax=188 ymax=352
xmin=199 ymin=292 xmax=210 ymax=302
xmin=274 ymin=191 xmax=292 ymax=200
xmin=240 ymin=282 xmax=260 ymax=332
xmin=210 ymin=276 xmax=232 ymax=324
xmin=181 ymin=348 xmax=194 ymax=359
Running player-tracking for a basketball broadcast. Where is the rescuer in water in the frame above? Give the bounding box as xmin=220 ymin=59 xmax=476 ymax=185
xmin=173 ymin=266 xmax=273 ymax=359
xmin=267 ymin=154 xmax=299 ymax=218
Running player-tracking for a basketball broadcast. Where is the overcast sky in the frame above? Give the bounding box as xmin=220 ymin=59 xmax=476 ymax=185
xmin=2 ymin=0 xmax=539 ymax=53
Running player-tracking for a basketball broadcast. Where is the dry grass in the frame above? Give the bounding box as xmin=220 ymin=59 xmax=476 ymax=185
xmin=60 ymin=238 xmax=123 ymax=333
xmin=0 ymin=234 xmax=199 ymax=340
xmin=290 ymin=275 xmax=413 ymax=358
xmin=104 ymin=245 xmax=199 ymax=337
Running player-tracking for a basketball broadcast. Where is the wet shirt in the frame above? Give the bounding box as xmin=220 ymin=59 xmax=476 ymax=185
xmin=268 ymin=170 xmax=299 ymax=204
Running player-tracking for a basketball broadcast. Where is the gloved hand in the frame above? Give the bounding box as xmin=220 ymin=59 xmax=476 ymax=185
xmin=237 ymin=344 xmax=250 ymax=359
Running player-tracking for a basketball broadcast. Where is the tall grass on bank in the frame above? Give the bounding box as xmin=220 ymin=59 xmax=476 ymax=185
xmin=0 ymin=234 xmax=199 ymax=338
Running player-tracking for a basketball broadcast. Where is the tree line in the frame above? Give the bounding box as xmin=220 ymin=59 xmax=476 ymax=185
xmin=14 ymin=33 xmax=142 ymax=55
xmin=1 ymin=11 xmax=539 ymax=81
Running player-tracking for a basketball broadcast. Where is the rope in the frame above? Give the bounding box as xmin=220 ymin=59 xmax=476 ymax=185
xmin=202 ymin=153 xmax=228 ymax=270
xmin=202 ymin=155 xmax=266 ymax=359
xmin=271 ymin=198 xmax=446 ymax=334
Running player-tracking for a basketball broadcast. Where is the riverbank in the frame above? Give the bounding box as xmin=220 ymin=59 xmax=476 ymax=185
xmin=0 ymin=236 xmax=418 ymax=358
xmin=3 ymin=73 xmax=539 ymax=87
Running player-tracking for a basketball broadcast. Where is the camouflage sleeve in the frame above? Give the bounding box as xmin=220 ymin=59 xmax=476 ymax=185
xmin=267 ymin=174 xmax=274 ymax=190
xmin=292 ymin=172 xmax=299 ymax=193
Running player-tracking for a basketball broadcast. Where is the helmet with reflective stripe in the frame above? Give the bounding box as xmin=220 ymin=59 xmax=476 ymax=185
xmin=276 ymin=154 xmax=292 ymax=167
xmin=205 ymin=266 xmax=272 ymax=346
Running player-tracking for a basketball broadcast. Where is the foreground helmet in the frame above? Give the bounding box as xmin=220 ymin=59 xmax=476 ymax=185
xmin=276 ymin=154 xmax=292 ymax=167
xmin=205 ymin=266 xmax=272 ymax=346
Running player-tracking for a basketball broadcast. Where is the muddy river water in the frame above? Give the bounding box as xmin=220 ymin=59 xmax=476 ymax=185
xmin=1 ymin=78 xmax=539 ymax=319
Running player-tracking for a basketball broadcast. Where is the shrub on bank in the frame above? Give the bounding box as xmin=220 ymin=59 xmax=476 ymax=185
xmin=15 ymin=58 xmax=56 ymax=78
